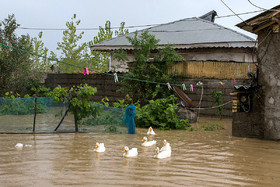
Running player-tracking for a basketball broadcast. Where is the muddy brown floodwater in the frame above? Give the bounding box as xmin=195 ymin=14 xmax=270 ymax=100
xmin=1 ymin=117 xmax=280 ymax=186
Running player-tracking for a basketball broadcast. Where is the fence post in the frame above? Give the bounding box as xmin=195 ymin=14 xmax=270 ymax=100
xmin=54 ymin=107 xmax=69 ymax=131
xmin=33 ymin=97 xmax=37 ymax=132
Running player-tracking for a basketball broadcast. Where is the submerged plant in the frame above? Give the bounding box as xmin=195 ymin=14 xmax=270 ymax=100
xmin=201 ymin=123 xmax=224 ymax=131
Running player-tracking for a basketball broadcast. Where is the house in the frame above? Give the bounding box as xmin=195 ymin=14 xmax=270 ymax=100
xmin=233 ymin=5 xmax=280 ymax=140
xmin=90 ymin=11 xmax=256 ymax=80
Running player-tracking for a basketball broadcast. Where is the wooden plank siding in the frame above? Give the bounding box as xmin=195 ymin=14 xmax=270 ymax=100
xmin=168 ymin=61 xmax=256 ymax=79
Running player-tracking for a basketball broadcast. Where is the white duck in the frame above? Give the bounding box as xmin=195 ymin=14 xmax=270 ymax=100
xmin=160 ymin=139 xmax=171 ymax=152
xmin=93 ymin=143 xmax=106 ymax=152
xmin=15 ymin=143 xmax=23 ymax=149
xmin=154 ymin=147 xmax=171 ymax=159
xmin=122 ymin=146 xmax=138 ymax=157
xmin=147 ymin=126 xmax=156 ymax=135
xmin=141 ymin=136 xmax=157 ymax=147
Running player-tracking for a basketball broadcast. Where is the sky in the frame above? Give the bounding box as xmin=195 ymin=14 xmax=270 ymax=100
xmin=1 ymin=0 xmax=279 ymax=55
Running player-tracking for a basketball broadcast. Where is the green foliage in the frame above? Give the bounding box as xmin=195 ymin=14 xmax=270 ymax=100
xmin=114 ymin=30 xmax=184 ymax=104
xmin=0 ymin=14 xmax=33 ymax=96
xmin=201 ymin=123 xmax=224 ymax=131
xmin=114 ymin=22 xmax=129 ymax=37
xmin=26 ymin=32 xmax=52 ymax=72
xmin=135 ymin=95 xmax=190 ymax=130
xmin=25 ymin=78 xmax=51 ymax=97
xmin=112 ymin=99 xmax=129 ymax=108
xmin=82 ymin=96 xmax=132 ymax=133
xmin=211 ymin=91 xmax=223 ymax=119
xmin=0 ymin=15 xmax=54 ymax=97
xmin=56 ymin=14 xmax=88 ymax=73
xmin=50 ymin=84 xmax=97 ymax=124
xmin=88 ymin=20 xmax=129 ymax=72
xmin=81 ymin=103 xmax=125 ymax=133
xmin=0 ymin=92 xmax=46 ymax=115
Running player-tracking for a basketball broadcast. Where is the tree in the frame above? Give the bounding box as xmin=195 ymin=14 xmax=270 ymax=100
xmin=114 ymin=30 xmax=184 ymax=104
xmin=56 ymin=14 xmax=88 ymax=73
xmin=0 ymin=14 xmax=33 ymax=96
xmin=56 ymin=15 xmax=129 ymax=73
xmin=27 ymin=32 xmax=52 ymax=72
xmin=87 ymin=21 xmax=129 ymax=72
xmin=51 ymin=84 xmax=98 ymax=132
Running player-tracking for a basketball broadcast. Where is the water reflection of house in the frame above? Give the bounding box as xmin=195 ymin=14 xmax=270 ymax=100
xmin=90 ymin=11 xmax=256 ymax=80
xmin=233 ymin=5 xmax=280 ymax=140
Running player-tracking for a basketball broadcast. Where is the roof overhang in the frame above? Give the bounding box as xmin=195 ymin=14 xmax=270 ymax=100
xmin=90 ymin=41 xmax=256 ymax=52
xmin=236 ymin=5 xmax=280 ymax=34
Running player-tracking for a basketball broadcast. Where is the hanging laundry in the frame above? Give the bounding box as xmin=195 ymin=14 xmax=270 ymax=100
xmin=83 ymin=67 xmax=89 ymax=75
xmin=182 ymin=83 xmax=187 ymax=91
xmin=196 ymin=81 xmax=203 ymax=86
xmin=190 ymin=84 xmax=194 ymax=92
xmin=114 ymin=73 xmax=119 ymax=82
xmin=167 ymin=82 xmax=172 ymax=90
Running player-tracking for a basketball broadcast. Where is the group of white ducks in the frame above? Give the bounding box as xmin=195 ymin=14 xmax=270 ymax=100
xmin=93 ymin=126 xmax=172 ymax=159
xmin=15 ymin=127 xmax=171 ymax=159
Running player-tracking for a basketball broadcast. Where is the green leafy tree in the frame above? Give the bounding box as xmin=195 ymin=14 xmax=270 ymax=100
xmin=0 ymin=14 xmax=34 ymax=96
xmin=56 ymin=15 xmax=129 ymax=73
xmin=51 ymin=84 xmax=97 ymax=131
xmin=87 ymin=21 xmax=129 ymax=72
xmin=56 ymin=14 xmax=88 ymax=73
xmin=27 ymin=32 xmax=52 ymax=72
xmin=114 ymin=22 xmax=129 ymax=37
xmin=114 ymin=30 xmax=184 ymax=104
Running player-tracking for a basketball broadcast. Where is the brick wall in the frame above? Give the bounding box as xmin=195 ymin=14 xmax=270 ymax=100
xmin=45 ymin=73 xmax=246 ymax=118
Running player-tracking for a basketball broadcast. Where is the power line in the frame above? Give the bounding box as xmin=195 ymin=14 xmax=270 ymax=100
xmin=18 ymin=24 xmax=159 ymax=31
xmin=216 ymin=10 xmax=264 ymax=18
xmin=247 ymin=0 xmax=280 ymax=12
xmin=16 ymin=10 xmax=264 ymax=31
xmin=219 ymin=0 xmax=248 ymax=24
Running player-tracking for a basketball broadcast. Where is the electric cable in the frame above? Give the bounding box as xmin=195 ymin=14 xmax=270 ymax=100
xmin=219 ymin=0 xmax=248 ymax=24
xmin=16 ymin=10 xmax=265 ymax=31
xmin=247 ymin=0 xmax=280 ymax=12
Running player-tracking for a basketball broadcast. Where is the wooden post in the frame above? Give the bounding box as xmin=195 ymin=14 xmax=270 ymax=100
xmin=33 ymin=97 xmax=37 ymax=132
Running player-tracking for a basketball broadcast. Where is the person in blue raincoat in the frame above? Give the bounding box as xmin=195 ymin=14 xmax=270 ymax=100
xmin=123 ymin=100 xmax=136 ymax=134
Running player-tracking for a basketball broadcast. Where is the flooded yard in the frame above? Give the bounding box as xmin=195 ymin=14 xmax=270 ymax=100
xmin=1 ymin=118 xmax=280 ymax=186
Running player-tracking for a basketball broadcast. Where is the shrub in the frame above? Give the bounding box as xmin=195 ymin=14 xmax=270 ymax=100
xmin=135 ymin=95 xmax=190 ymax=130
xmin=211 ymin=91 xmax=223 ymax=119
xmin=0 ymin=91 xmax=46 ymax=115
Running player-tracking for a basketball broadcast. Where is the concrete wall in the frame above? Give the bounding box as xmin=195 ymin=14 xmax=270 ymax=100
xmin=258 ymin=30 xmax=280 ymax=140
xmin=44 ymin=73 xmax=246 ymax=118
xmin=232 ymin=30 xmax=280 ymax=140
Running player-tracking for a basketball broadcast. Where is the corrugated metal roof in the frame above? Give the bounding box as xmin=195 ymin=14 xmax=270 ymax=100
xmin=91 ymin=16 xmax=256 ymax=51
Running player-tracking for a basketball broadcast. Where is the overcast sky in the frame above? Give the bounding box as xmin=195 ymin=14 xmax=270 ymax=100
xmin=1 ymin=0 xmax=279 ymax=54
